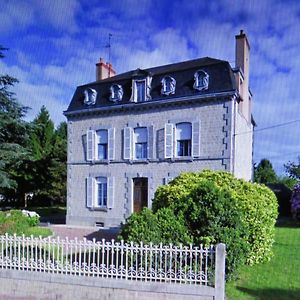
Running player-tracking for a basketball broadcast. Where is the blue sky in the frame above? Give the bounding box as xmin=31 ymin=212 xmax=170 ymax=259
xmin=1 ymin=0 xmax=299 ymax=175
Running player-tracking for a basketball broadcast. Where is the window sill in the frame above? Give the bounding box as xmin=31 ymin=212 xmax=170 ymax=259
xmin=173 ymin=156 xmax=193 ymax=162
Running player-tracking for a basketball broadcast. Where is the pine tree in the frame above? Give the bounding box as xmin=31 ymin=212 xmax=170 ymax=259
xmin=0 ymin=46 xmax=30 ymax=192
xmin=254 ymin=159 xmax=278 ymax=184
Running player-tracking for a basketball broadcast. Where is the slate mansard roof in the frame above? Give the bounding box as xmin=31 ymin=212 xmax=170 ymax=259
xmin=65 ymin=57 xmax=237 ymax=116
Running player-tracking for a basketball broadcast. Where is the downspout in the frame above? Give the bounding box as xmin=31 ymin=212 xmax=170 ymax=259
xmin=231 ymin=94 xmax=238 ymax=176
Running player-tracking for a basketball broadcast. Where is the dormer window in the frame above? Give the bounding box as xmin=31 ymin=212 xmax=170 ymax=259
xmin=109 ymin=84 xmax=123 ymax=103
xmin=83 ymin=88 xmax=97 ymax=105
xmin=130 ymin=76 xmax=152 ymax=102
xmin=161 ymin=76 xmax=176 ymax=96
xmin=193 ymin=70 xmax=209 ymax=91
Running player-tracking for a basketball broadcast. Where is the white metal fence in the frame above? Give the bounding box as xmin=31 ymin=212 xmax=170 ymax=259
xmin=0 ymin=234 xmax=223 ymax=287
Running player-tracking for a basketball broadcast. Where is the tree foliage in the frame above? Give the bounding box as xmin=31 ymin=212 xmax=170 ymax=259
xmin=254 ymin=159 xmax=278 ymax=184
xmin=285 ymin=157 xmax=300 ymax=182
xmin=0 ymin=46 xmax=30 ymax=191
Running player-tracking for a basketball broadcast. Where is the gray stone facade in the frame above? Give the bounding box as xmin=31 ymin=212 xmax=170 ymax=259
xmin=65 ymin=95 xmax=252 ymax=227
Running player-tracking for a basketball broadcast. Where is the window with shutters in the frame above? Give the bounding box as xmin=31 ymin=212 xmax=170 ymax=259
xmin=96 ymin=130 xmax=108 ymax=160
xmin=176 ymin=122 xmax=192 ymax=157
xmin=123 ymin=126 xmax=153 ymax=160
xmin=134 ymin=127 xmax=147 ymax=159
xmin=164 ymin=121 xmax=200 ymax=159
xmin=86 ymin=128 xmax=115 ymax=162
xmin=86 ymin=176 xmax=114 ymax=210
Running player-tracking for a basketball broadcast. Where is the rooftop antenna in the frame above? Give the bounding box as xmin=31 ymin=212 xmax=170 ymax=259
xmin=105 ymin=33 xmax=112 ymax=77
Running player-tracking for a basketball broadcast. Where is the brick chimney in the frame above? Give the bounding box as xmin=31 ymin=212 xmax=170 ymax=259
xmin=96 ymin=58 xmax=116 ymax=80
xmin=235 ymin=30 xmax=251 ymax=121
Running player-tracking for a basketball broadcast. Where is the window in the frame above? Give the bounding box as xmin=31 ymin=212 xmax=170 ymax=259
xmin=96 ymin=130 xmax=108 ymax=160
xmin=96 ymin=177 xmax=107 ymax=207
xmin=176 ymin=123 xmax=191 ymax=157
xmin=161 ymin=76 xmax=176 ymax=96
xmin=83 ymin=88 xmax=97 ymax=105
xmin=86 ymin=176 xmax=114 ymax=209
xmin=86 ymin=128 xmax=115 ymax=161
xmin=123 ymin=126 xmax=153 ymax=160
xmin=193 ymin=70 xmax=209 ymax=91
xmin=134 ymin=127 xmax=148 ymax=159
xmin=109 ymin=84 xmax=123 ymax=102
xmin=130 ymin=76 xmax=152 ymax=102
xmin=136 ymin=81 xmax=146 ymax=102
xmin=164 ymin=121 xmax=200 ymax=159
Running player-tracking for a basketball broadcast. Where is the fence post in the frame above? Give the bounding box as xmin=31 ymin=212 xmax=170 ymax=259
xmin=215 ymin=243 xmax=226 ymax=300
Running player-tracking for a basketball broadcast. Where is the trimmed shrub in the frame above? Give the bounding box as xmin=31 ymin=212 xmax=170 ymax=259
xmin=154 ymin=170 xmax=278 ymax=266
xmin=119 ymin=207 xmax=192 ymax=245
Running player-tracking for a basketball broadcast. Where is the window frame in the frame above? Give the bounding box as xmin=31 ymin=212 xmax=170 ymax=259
xmin=96 ymin=177 xmax=107 ymax=208
xmin=161 ymin=76 xmax=176 ymax=96
xmin=175 ymin=122 xmax=192 ymax=158
xmin=193 ymin=70 xmax=209 ymax=91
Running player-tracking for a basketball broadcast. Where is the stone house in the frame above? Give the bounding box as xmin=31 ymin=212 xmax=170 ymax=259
xmin=64 ymin=30 xmax=254 ymax=227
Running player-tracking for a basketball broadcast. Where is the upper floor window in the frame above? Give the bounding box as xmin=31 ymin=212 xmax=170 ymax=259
xmin=86 ymin=128 xmax=115 ymax=161
xmin=96 ymin=130 xmax=108 ymax=160
xmin=161 ymin=76 xmax=176 ymax=96
xmin=130 ymin=76 xmax=152 ymax=102
xmin=164 ymin=121 xmax=200 ymax=159
xmin=176 ymin=122 xmax=192 ymax=157
xmin=83 ymin=88 xmax=97 ymax=105
xmin=136 ymin=81 xmax=146 ymax=102
xmin=134 ymin=127 xmax=148 ymax=159
xmin=109 ymin=84 xmax=123 ymax=103
xmin=123 ymin=125 xmax=154 ymax=160
xmin=193 ymin=70 xmax=209 ymax=91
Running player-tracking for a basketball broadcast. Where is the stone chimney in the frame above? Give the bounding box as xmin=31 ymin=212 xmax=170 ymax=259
xmin=235 ymin=30 xmax=251 ymax=121
xmin=96 ymin=58 xmax=116 ymax=80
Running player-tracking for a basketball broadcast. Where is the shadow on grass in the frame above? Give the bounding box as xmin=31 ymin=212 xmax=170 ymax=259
xmin=237 ymin=287 xmax=300 ymax=300
xmin=275 ymin=217 xmax=299 ymax=228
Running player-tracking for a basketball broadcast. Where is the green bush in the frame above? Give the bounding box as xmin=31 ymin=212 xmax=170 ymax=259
xmin=119 ymin=207 xmax=192 ymax=245
xmin=154 ymin=170 xmax=278 ymax=266
xmin=0 ymin=209 xmax=45 ymax=237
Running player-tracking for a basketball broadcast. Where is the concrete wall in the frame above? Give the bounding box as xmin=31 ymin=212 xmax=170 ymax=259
xmin=66 ymin=98 xmax=233 ymax=227
xmin=0 ymin=269 xmax=216 ymax=300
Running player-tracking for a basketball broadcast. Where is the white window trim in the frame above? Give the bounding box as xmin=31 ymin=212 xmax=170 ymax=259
xmin=193 ymin=70 xmax=209 ymax=91
xmin=109 ymin=84 xmax=123 ymax=102
xmin=161 ymin=76 xmax=176 ymax=96
xmin=164 ymin=121 xmax=200 ymax=159
xmin=130 ymin=76 xmax=152 ymax=102
xmin=86 ymin=176 xmax=114 ymax=210
xmin=86 ymin=128 xmax=115 ymax=162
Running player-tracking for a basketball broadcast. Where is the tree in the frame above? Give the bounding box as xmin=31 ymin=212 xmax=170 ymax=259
xmin=285 ymin=157 xmax=300 ymax=181
xmin=254 ymin=159 xmax=278 ymax=184
xmin=0 ymin=46 xmax=30 ymax=194
xmin=25 ymin=107 xmax=67 ymax=204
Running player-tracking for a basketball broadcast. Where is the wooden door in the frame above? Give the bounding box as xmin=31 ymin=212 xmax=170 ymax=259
xmin=133 ymin=178 xmax=148 ymax=213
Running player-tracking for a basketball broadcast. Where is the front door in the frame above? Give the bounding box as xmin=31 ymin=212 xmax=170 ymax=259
xmin=133 ymin=178 xmax=148 ymax=213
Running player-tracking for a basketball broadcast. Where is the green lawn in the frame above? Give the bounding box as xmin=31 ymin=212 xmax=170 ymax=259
xmin=226 ymin=221 xmax=300 ymax=300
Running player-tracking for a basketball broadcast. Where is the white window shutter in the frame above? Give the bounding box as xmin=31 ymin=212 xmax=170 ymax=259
xmin=86 ymin=177 xmax=95 ymax=208
xmin=192 ymin=121 xmax=201 ymax=157
xmin=86 ymin=130 xmax=95 ymax=161
xmin=108 ymin=128 xmax=115 ymax=160
xmin=164 ymin=123 xmax=174 ymax=158
xmin=147 ymin=125 xmax=154 ymax=159
xmin=107 ymin=177 xmax=115 ymax=209
xmin=163 ymin=177 xmax=174 ymax=185
xmin=123 ymin=127 xmax=132 ymax=159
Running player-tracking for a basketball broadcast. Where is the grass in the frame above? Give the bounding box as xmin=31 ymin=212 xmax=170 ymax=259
xmin=226 ymin=220 xmax=300 ymax=300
